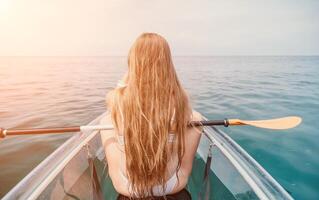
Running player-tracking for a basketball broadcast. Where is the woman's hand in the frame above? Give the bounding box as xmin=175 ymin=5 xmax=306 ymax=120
xmin=192 ymin=111 xmax=203 ymax=133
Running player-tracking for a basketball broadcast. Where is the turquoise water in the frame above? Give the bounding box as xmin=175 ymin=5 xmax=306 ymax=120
xmin=0 ymin=56 xmax=318 ymax=199
xmin=177 ymin=56 xmax=319 ymax=200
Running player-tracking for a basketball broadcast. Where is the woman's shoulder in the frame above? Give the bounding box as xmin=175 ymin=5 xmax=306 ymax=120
xmin=99 ymin=114 xmax=115 ymax=140
xmin=187 ymin=110 xmax=203 ymax=134
xmin=106 ymin=90 xmax=115 ymax=108
xmin=100 ymin=112 xmax=112 ymax=124
xmin=191 ymin=110 xmax=203 ymax=121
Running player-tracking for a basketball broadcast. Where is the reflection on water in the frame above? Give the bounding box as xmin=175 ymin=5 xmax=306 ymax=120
xmin=0 ymin=56 xmax=318 ymax=199
xmin=0 ymin=56 xmax=125 ymax=196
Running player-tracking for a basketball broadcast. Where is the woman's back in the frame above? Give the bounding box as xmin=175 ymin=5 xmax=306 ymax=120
xmin=100 ymin=111 xmax=202 ymax=197
xmin=100 ymin=33 xmax=202 ymax=199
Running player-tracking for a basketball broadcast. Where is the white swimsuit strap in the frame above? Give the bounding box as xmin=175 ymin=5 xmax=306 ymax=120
xmin=117 ymin=80 xmax=127 ymax=88
xmin=118 ymin=133 xmax=175 ymax=146
xmin=151 ymin=172 xmax=178 ymax=196
xmin=120 ymin=169 xmax=178 ymax=196
xmin=118 ymin=134 xmax=125 ymax=146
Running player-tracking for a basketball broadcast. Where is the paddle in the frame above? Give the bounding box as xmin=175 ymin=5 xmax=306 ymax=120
xmin=194 ymin=116 xmax=302 ymax=130
xmin=0 ymin=116 xmax=301 ymax=138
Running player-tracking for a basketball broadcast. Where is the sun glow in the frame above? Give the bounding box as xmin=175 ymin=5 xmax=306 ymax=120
xmin=0 ymin=0 xmax=10 ymax=14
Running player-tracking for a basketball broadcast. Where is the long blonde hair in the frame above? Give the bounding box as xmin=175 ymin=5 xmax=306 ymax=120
xmin=107 ymin=33 xmax=191 ymax=197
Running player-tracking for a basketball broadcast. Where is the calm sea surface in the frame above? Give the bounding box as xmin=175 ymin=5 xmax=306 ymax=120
xmin=0 ymin=56 xmax=318 ymax=199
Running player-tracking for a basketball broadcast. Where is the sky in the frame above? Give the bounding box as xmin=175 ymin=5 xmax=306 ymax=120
xmin=0 ymin=0 xmax=318 ymax=56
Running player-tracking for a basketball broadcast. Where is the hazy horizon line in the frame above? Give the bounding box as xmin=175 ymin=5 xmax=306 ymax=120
xmin=0 ymin=54 xmax=318 ymax=57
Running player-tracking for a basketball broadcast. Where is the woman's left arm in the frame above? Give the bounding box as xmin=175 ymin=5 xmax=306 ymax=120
xmin=99 ymin=115 xmax=117 ymax=160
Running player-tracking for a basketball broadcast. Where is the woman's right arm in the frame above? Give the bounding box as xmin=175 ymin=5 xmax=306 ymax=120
xmin=180 ymin=111 xmax=203 ymax=176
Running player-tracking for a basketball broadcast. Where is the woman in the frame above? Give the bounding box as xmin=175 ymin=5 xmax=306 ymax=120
xmin=100 ymin=33 xmax=202 ymax=199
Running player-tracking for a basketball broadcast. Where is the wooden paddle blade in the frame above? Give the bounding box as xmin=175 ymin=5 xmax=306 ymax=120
xmin=236 ymin=116 xmax=302 ymax=130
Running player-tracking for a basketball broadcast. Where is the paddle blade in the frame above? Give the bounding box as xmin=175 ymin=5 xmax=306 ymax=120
xmin=240 ymin=116 xmax=302 ymax=130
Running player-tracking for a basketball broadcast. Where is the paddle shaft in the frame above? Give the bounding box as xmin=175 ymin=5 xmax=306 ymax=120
xmin=0 ymin=127 xmax=81 ymax=137
xmin=0 ymin=119 xmax=231 ymax=138
xmin=1 ymin=116 xmax=302 ymax=138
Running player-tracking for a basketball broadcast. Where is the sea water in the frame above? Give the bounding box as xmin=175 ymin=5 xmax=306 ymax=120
xmin=0 ymin=56 xmax=318 ymax=199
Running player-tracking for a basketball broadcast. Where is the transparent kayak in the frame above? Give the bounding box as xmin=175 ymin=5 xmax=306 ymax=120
xmin=3 ymin=112 xmax=293 ymax=200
